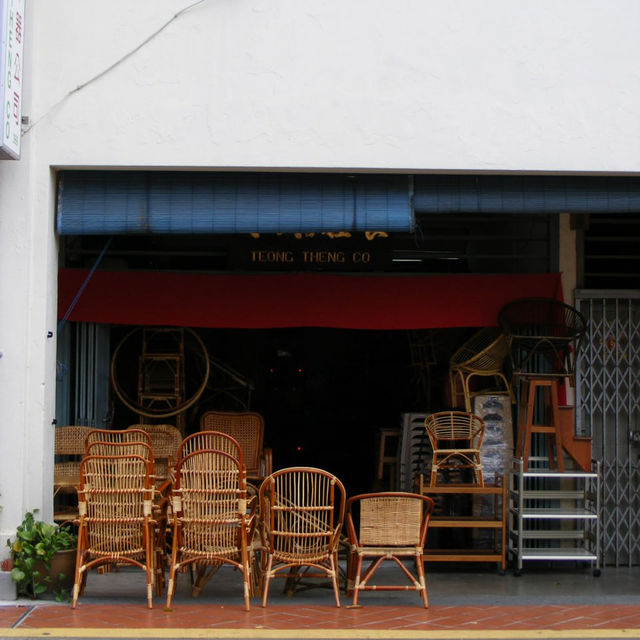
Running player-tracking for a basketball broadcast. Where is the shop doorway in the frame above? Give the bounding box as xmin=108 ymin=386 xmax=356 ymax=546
xmin=57 ymin=321 xmax=476 ymax=497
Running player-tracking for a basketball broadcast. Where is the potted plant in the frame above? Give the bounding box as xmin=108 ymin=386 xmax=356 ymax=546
xmin=7 ymin=511 xmax=77 ymax=600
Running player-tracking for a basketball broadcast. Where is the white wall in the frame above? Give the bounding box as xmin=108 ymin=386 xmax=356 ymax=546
xmin=26 ymin=0 xmax=640 ymax=172
xmin=1 ymin=0 xmax=639 ymax=548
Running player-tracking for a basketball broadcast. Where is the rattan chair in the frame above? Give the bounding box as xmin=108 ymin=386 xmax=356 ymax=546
xmin=165 ymin=449 xmax=254 ymax=610
xmin=72 ymin=454 xmax=157 ymax=608
xmin=345 ymin=492 xmax=434 ymax=608
xmin=53 ymin=426 xmax=95 ymax=523
xmin=128 ymin=424 xmax=182 ymax=485
xmin=178 ymin=430 xmax=243 ymax=463
xmin=424 ymin=411 xmax=486 ymax=487
xmin=259 ymin=466 xmax=346 ymax=607
xmin=86 ymin=428 xmax=167 ymax=593
xmin=54 ymin=426 xmax=95 ymax=495
xmin=85 ymin=428 xmax=152 ymax=449
xmin=449 ymin=327 xmax=514 ymax=411
xmin=200 ymin=411 xmax=272 ymax=483
xmin=176 ymin=430 xmax=262 ymax=596
xmin=85 ymin=439 xmax=155 ymax=460
xmin=498 ymin=297 xmax=587 ymax=381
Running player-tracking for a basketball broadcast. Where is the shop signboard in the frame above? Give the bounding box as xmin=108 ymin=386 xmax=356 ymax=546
xmin=0 ymin=0 xmax=24 ymax=160
xmin=229 ymin=231 xmax=392 ymax=272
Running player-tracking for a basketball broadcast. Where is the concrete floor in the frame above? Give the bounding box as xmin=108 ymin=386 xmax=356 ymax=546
xmin=4 ymin=561 xmax=636 ymax=608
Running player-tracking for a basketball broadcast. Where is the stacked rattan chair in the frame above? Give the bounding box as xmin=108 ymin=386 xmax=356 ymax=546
xmin=424 ymin=411 xmax=486 ymax=487
xmin=53 ymin=426 xmax=95 ymax=523
xmin=179 ymin=431 xmax=243 ymax=463
xmin=86 ymin=427 xmax=151 ymax=443
xmin=84 ymin=427 xmax=167 ymax=593
xmin=129 ymin=424 xmax=182 ymax=486
xmin=176 ymin=430 xmax=262 ymax=597
xmin=345 ymin=492 xmax=435 ymax=608
xmin=449 ymin=327 xmax=514 ymax=412
xmin=54 ymin=426 xmax=95 ymax=491
xmin=498 ymin=297 xmax=587 ymax=471
xmin=72 ymin=453 xmax=157 ymax=608
xmin=259 ymin=467 xmax=346 ymax=607
xmin=200 ymin=411 xmax=272 ymax=484
xmin=165 ymin=449 xmax=254 ymax=610
xmin=498 ymin=297 xmax=587 ymax=383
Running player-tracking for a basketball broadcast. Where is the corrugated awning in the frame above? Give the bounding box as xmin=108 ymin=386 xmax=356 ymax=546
xmin=414 ymin=175 xmax=640 ymax=213
xmin=57 ymin=171 xmax=414 ymax=235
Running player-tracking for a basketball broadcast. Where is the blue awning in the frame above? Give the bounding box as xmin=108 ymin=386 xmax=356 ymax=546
xmin=57 ymin=172 xmax=414 ymax=235
xmin=413 ymin=175 xmax=640 ymax=213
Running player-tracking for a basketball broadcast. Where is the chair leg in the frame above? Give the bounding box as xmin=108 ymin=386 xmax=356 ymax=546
xmin=261 ymin=555 xmax=273 ymax=607
xmin=242 ymin=562 xmax=251 ymax=612
xmin=430 ymin=454 xmax=439 ymax=487
xmin=351 ymin=553 xmax=363 ymax=607
xmin=549 ymin=381 xmax=564 ymax=472
xmin=330 ymin=553 xmax=341 ymax=607
xmin=416 ymin=553 xmax=429 ymax=608
xmin=240 ymin=536 xmax=251 ymax=611
xmin=346 ymin=549 xmax=357 ymax=597
xmin=165 ymin=533 xmax=180 ymax=609
xmin=72 ymin=525 xmax=91 ymax=608
xmin=521 ymin=379 xmax=536 ymax=471
xmin=474 ymin=457 xmax=484 ymax=488
xmin=462 ymin=373 xmax=473 ymax=413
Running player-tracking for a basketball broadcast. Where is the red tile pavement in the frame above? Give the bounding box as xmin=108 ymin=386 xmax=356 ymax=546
xmin=0 ymin=606 xmax=31 ymax=628
xmin=1 ymin=603 xmax=640 ymax=632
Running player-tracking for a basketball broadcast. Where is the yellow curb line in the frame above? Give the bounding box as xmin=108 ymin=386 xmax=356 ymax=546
xmin=2 ymin=630 xmax=640 ymax=639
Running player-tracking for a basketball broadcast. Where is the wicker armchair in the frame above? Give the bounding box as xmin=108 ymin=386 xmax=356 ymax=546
xmin=498 ymin=297 xmax=587 ymax=381
xmin=176 ymin=430 xmax=262 ymax=596
xmin=345 ymin=492 xmax=434 ymax=608
xmin=86 ymin=428 xmax=167 ymax=593
xmin=200 ymin=411 xmax=272 ymax=483
xmin=165 ymin=449 xmax=254 ymax=610
xmin=449 ymin=327 xmax=514 ymax=411
xmin=72 ymin=454 xmax=157 ymax=608
xmin=424 ymin=411 xmax=486 ymax=487
xmin=259 ymin=467 xmax=346 ymax=607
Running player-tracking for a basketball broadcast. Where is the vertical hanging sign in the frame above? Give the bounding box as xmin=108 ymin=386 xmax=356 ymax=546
xmin=0 ymin=0 xmax=24 ymax=160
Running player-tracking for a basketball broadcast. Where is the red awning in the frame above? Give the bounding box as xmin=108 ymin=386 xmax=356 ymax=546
xmin=58 ymin=269 xmax=562 ymax=330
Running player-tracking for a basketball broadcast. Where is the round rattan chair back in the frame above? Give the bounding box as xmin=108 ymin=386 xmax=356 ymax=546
xmin=498 ymin=297 xmax=587 ymax=379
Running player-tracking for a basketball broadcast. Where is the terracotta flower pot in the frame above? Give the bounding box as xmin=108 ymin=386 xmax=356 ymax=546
xmin=35 ymin=549 xmax=76 ymax=594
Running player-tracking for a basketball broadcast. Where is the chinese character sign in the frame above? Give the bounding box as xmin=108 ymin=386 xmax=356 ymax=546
xmin=0 ymin=0 xmax=24 ymax=160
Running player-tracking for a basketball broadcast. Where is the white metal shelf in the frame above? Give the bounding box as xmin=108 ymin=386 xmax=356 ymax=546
xmin=511 ymin=529 xmax=588 ymax=540
xmin=518 ymin=548 xmax=599 ymax=561
xmin=508 ymin=458 xmax=601 ymax=576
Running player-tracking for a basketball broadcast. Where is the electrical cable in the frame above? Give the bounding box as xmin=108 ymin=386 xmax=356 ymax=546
xmin=22 ymin=0 xmax=206 ymax=135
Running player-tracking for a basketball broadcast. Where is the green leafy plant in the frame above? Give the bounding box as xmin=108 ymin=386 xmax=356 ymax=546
xmin=7 ymin=510 xmax=77 ymax=600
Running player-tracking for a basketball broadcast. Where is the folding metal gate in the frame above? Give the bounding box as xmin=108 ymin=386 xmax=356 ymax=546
xmin=576 ymin=292 xmax=640 ymax=566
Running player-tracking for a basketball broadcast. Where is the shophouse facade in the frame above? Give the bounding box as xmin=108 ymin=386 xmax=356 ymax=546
xmin=1 ymin=0 xmax=640 ymax=566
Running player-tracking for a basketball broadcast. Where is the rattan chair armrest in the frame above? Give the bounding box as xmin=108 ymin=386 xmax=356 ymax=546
xmin=344 ymin=512 xmax=359 ymax=547
xmin=156 ymin=477 xmax=173 ymax=498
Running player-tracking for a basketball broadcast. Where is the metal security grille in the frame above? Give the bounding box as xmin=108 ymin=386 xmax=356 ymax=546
xmin=575 ymin=292 xmax=640 ymax=566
